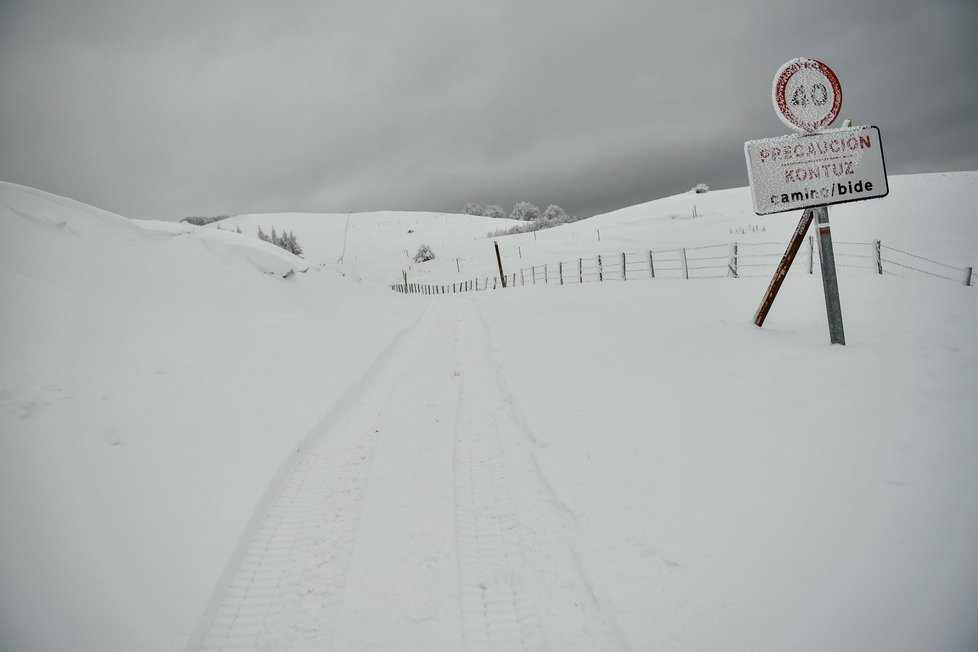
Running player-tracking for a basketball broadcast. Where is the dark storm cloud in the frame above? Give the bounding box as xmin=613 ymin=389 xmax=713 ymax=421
xmin=1 ymin=0 xmax=976 ymax=220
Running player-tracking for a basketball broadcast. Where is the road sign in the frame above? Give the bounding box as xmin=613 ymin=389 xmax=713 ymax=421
xmin=745 ymin=125 xmax=889 ymax=215
xmin=773 ymin=58 xmax=842 ymax=132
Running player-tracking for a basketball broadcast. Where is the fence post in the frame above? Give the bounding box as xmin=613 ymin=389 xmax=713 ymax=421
xmin=964 ymin=267 xmax=973 ymax=286
xmin=874 ymin=240 xmax=882 ymax=275
xmin=494 ymin=240 xmax=507 ymax=288
xmin=559 ymin=261 xmax=564 ymax=285
xmin=597 ymin=229 xmax=601 ymax=242
xmin=598 ymin=255 xmax=604 ymax=281
xmin=680 ymin=248 xmax=689 ymax=279
xmin=622 ymin=252 xmax=627 ymax=281
xmin=808 ymin=236 xmax=814 ymax=274
xmin=649 ymin=250 xmax=655 ymax=278
xmin=728 ymin=242 xmax=739 ymax=278
xmin=521 ymin=268 xmax=525 ymax=285
xmin=544 ymin=264 xmax=549 ymax=284
xmin=579 ymin=258 xmax=583 ymax=283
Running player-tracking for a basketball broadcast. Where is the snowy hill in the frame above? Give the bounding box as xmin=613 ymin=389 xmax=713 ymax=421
xmin=208 ymin=210 xmax=522 ymax=286
xmin=2 ymin=174 xmax=977 ymax=651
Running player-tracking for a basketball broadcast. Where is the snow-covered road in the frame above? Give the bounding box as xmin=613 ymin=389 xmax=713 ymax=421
xmin=195 ymin=299 xmax=623 ymax=652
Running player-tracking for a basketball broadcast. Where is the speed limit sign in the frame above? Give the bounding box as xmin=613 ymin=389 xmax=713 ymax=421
xmin=773 ymin=57 xmax=842 ymax=132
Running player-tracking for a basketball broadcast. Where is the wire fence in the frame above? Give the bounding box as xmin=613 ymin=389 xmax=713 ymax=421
xmin=391 ymin=238 xmax=974 ymax=294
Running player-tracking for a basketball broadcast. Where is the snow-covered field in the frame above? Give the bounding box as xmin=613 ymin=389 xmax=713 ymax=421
xmin=1 ymin=173 xmax=976 ymax=651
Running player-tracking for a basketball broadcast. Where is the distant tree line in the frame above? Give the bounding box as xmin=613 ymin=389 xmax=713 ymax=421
xmin=181 ymin=215 xmax=230 ymax=226
xmin=257 ymin=226 xmax=304 ymax=257
xmin=467 ymin=201 xmax=584 ymax=236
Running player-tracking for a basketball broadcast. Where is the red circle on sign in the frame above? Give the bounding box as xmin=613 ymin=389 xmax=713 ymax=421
xmin=773 ymin=58 xmax=842 ymax=132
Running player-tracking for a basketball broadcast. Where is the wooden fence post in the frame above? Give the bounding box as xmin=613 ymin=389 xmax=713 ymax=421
xmin=598 ymin=255 xmax=604 ymax=282
xmin=680 ymin=248 xmax=689 ymax=280
xmin=579 ymin=258 xmax=583 ymax=283
xmin=521 ymin=268 xmax=525 ymax=285
xmin=728 ymin=242 xmax=739 ymax=278
xmin=544 ymin=264 xmax=549 ymax=284
xmin=874 ymin=240 xmax=882 ymax=275
xmin=964 ymin=267 xmax=973 ymax=286
xmin=559 ymin=261 xmax=564 ymax=285
xmin=494 ymin=240 xmax=507 ymax=288
xmin=622 ymin=252 xmax=627 ymax=281
xmin=649 ymin=250 xmax=655 ymax=278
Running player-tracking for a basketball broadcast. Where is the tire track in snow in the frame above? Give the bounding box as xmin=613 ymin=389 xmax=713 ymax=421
xmin=453 ymin=299 xmax=628 ymax=651
xmin=195 ymin=305 xmax=434 ymax=651
xmin=194 ymin=296 xmax=626 ymax=651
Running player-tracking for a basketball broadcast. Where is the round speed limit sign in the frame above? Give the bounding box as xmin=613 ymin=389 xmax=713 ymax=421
xmin=773 ymin=58 xmax=842 ymax=132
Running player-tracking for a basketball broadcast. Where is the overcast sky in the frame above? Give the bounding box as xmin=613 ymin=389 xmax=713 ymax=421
xmin=1 ymin=0 xmax=976 ymax=220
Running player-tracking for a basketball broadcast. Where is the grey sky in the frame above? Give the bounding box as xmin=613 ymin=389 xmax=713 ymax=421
xmin=1 ymin=0 xmax=976 ymax=220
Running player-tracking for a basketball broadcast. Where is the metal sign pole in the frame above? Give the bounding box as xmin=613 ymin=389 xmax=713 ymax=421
xmin=814 ymin=205 xmax=846 ymax=345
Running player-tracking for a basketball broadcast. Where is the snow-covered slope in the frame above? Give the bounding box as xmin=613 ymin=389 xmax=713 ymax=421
xmin=0 ymin=182 xmax=422 ymax=649
xmin=2 ymin=174 xmax=976 ymax=651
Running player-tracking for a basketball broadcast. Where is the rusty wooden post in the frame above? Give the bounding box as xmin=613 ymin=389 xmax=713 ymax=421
xmin=755 ymin=209 xmax=815 ymax=327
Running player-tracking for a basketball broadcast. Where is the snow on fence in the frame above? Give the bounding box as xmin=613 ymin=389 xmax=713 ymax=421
xmin=391 ymin=239 xmax=973 ymax=294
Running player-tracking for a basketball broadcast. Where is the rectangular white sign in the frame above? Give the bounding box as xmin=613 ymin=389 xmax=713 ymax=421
xmin=744 ymin=125 xmax=888 ymax=215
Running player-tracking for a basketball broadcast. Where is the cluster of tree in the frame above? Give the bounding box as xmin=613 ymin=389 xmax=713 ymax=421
xmin=257 ymin=226 xmax=304 ymax=257
xmin=485 ymin=202 xmax=586 ymax=237
xmin=691 ymin=183 xmax=710 ymax=194
xmin=181 ymin=215 xmax=230 ymax=226
xmin=414 ymin=244 xmax=435 ymax=263
xmin=466 ymin=201 xmax=581 ymax=232
xmin=464 ymin=203 xmax=507 ymax=218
